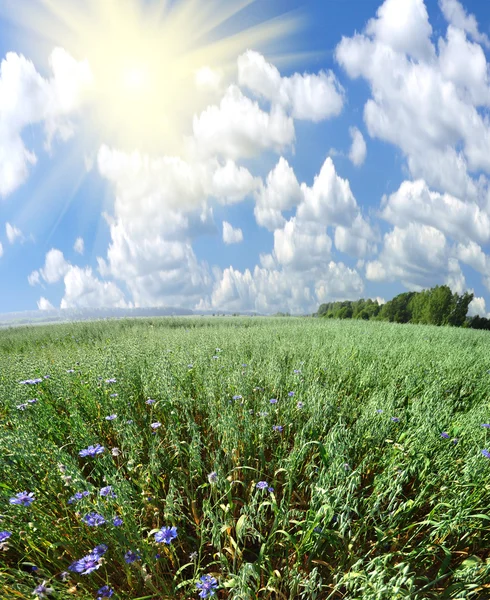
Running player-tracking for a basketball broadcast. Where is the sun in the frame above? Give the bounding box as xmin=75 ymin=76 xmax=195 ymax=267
xmin=3 ymin=0 xmax=302 ymax=154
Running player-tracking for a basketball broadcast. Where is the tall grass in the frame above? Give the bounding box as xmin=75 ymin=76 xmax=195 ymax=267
xmin=0 ymin=317 xmax=489 ymax=599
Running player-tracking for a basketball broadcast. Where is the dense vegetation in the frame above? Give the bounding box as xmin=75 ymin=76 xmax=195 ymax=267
xmin=1 ymin=317 xmax=490 ymax=599
xmin=317 ymin=285 xmax=482 ymax=328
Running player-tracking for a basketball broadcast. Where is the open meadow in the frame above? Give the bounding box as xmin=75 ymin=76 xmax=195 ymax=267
xmin=1 ymin=317 xmax=490 ymax=599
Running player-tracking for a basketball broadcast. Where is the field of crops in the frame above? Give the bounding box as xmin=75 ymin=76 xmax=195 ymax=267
xmin=1 ymin=316 xmax=490 ymax=599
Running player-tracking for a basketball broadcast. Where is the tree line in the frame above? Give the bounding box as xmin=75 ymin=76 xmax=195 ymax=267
xmin=317 ymin=285 xmax=490 ymax=330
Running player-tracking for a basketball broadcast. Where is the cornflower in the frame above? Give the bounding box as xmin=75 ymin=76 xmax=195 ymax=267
xmin=288 ymin=391 xmax=295 ymax=397
xmin=97 ymin=585 xmax=114 ymax=598
xmin=482 ymin=449 xmax=490 ymax=459
xmin=440 ymin=432 xmax=450 ymax=439
xmin=32 ymin=581 xmax=53 ymax=598
xmin=10 ymin=491 xmax=35 ymax=506
xmin=100 ymin=486 xmax=116 ymax=498
xmin=256 ymin=481 xmax=268 ymax=490
xmin=196 ymin=574 xmax=218 ymax=598
xmin=154 ymin=526 xmax=177 ymax=544
xmin=105 ymin=414 xmax=117 ymax=421
xmin=68 ymin=554 xmax=101 ymax=575
xmin=79 ymin=444 xmax=105 ymax=457
xmin=82 ymin=512 xmax=106 ymax=526
xmin=113 ymin=516 xmax=123 ymax=526
xmin=272 ymin=425 xmax=283 ymax=432
xmin=207 ymin=471 xmax=218 ymax=484
xmin=0 ymin=531 xmax=11 ymax=542
xmin=124 ymin=550 xmax=140 ymax=563
xmin=68 ymin=491 xmax=90 ymax=504
xmin=269 ymin=398 xmax=278 ymax=404
xmin=146 ymin=398 xmax=156 ymax=405
xmin=151 ymin=422 xmax=161 ymax=429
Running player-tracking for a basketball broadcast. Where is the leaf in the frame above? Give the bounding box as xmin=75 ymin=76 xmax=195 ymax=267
xmin=236 ymin=514 xmax=247 ymax=540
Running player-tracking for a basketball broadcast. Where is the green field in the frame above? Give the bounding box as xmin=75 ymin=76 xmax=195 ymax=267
xmin=1 ymin=317 xmax=490 ymax=599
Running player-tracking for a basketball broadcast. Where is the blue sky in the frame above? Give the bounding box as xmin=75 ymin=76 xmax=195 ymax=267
xmin=1 ymin=0 xmax=490 ymax=315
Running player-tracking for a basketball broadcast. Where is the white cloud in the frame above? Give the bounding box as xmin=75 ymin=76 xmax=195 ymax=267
xmin=380 ymin=179 xmax=490 ymax=245
xmin=439 ymin=0 xmax=490 ymax=48
xmin=37 ymin=297 xmax=54 ymax=310
xmin=334 ymin=214 xmax=377 ymax=258
xmin=40 ymin=249 xmax=70 ymax=284
xmin=468 ymin=295 xmax=490 ymax=317
xmin=195 ymin=66 xmax=224 ymax=92
xmin=74 ymin=237 xmax=84 ymax=254
xmin=60 ymin=266 xmax=128 ymax=309
xmin=6 ymin=222 xmax=22 ymax=243
xmin=254 ymin=157 xmax=302 ymax=230
xmin=0 ymin=49 xmax=92 ymax=198
xmin=365 ymin=223 xmax=465 ymax=292
xmin=335 ymin=0 xmax=490 ymax=200
xmin=273 ymin=218 xmax=332 ymax=270
xmin=348 ymin=127 xmax=367 ymax=166
xmin=238 ymin=50 xmax=344 ymax=121
xmin=191 ymin=84 xmax=295 ymax=160
xmin=211 ymin=160 xmax=260 ymax=204
xmin=222 ymin=221 xmax=243 ymax=244
xmin=28 ymin=270 xmax=40 ymax=286
xmin=0 ymin=241 xmax=3 ymax=257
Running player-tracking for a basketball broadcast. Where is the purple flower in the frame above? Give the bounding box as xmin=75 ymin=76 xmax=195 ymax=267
xmin=482 ymin=449 xmax=490 ymax=459
xmin=19 ymin=378 xmax=43 ymax=385
xmin=391 ymin=417 xmax=400 ymax=423
xmin=208 ymin=471 xmax=218 ymax=484
xmin=100 ymin=486 xmax=116 ymax=498
xmin=68 ymin=554 xmax=101 ymax=575
xmin=288 ymin=391 xmax=295 ymax=397
xmin=105 ymin=378 xmax=117 ymax=384
xmin=0 ymin=531 xmax=11 ymax=542
xmin=441 ymin=432 xmax=450 ymax=439
xmin=242 ymin=363 xmax=248 ymax=367
xmin=92 ymin=544 xmax=108 ymax=557
xmin=232 ymin=395 xmax=242 ymax=400
xmin=9 ymin=491 xmax=35 ymax=506
xmin=269 ymin=398 xmax=278 ymax=404
xmin=256 ymin=481 xmax=268 ymax=490
xmin=59 ymin=572 xmax=69 ymax=581
xmin=28 ymin=398 xmax=38 ymax=404
xmin=113 ymin=516 xmax=123 ymax=526
xmin=146 ymin=398 xmax=156 ymax=405
xmin=33 ymin=581 xmax=53 ymax=598
xmin=267 ymin=486 xmax=274 ymax=493
xmin=293 ymin=369 xmax=301 ymax=374
xmin=105 ymin=414 xmax=117 ymax=421
xmin=16 ymin=404 xmax=28 ymax=410
xmin=97 ymin=585 xmax=114 ymax=599
xmin=154 ymin=526 xmax=177 ymax=544
xmin=376 ymin=409 xmax=383 ymax=414
xmin=82 ymin=512 xmax=106 ymax=526
xmin=110 ymin=393 xmax=118 ymax=398
xmin=452 ymin=438 xmax=459 ymax=445
xmin=124 ymin=550 xmax=140 ymax=563
xmin=297 ymin=402 xmax=304 ymax=409
xmin=481 ymin=424 xmax=490 ymax=428
xmin=68 ymin=491 xmax=90 ymax=504
xmin=79 ymin=443 xmax=105 ymax=457
xmin=151 ymin=422 xmax=161 ymax=429
xmin=272 ymin=425 xmax=283 ymax=432
xmin=196 ymin=574 xmax=218 ymax=598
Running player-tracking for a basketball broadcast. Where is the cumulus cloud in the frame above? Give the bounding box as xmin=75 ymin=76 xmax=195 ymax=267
xmin=191 ymin=85 xmax=295 ymax=160
xmin=28 ymin=270 xmax=40 ymax=286
xmin=0 ymin=241 xmax=3 ymax=257
xmin=439 ymin=0 xmax=490 ymax=48
xmin=74 ymin=237 xmax=84 ymax=254
xmin=222 ymin=221 xmax=243 ymax=244
xmin=0 ymin=48 xmax=92 ymax=198
xmin=238 ymin=50 xmax=344 ymax=121
xmin=60 ymin=266 xmax=128 ymax=309
xmin=211 ymin=160 xmax=260 ymax=204
xmin=336 ymin=0 xmax=490 ymax=200
xmin=37 ymin=297 xmax=54 ymax=310
xmin=468 ymin=295 xmax=490 ymax=317
xmin=6 ymin=222 xmax=22 ymax=244
xmin=40 ymin=249 xmax=70 ymax=284
xmin=348 ymin=127 xmax=367 ymax=166
xmin=195 ymin=66 xmax=224 ymax=92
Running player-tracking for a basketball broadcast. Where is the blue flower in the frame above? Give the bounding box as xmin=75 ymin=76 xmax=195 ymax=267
xmin=16 ymin=404 xmax=28 ymax=410
xmin=154 ymin=526 xmax=177 ymax=544
xmin=124 ymin=550 xmax=140 ymax=563
xmin=68 ymin=554 xmax=101 ymax=575
xmin=288 ymin=391 xmax=295 ymax=397
xmin=79 ymin=444 xmax=105 ymax=457
xmin=272 ymin=425 xmax=283 ymax=432
xmin=391 ymin=417 xmax=400 ymax=423
xmin=110 ymin=393 xmax=118 ymax=398
xmin=146 ymin=398 xmax=156 ymax=405
xmin=9 ymin=491 xmax=35 ymax=506
xmin=151 ymin=422 xmax=161 ymax=429
xmin=196 ymin=574 xmax=218 ymax=598
xmin=207 ymin=471 xmax=218 ymax=484
xmin=0 ymin=531 xmax=11 ymax=542
xmin=33 ymin=581 xmax=53 ymax=598
xmin=440 ymin=432 xmax=450 ymax=439
xmin=105 ymin=414 xmax=117 ymax=421
xmin=100 ymin=486 xmax=116 ymax=498
xmin=256 ymin=481 xmax=268 ymax=490
xmin=97 ymin=585 xmax=114 ymax=598
xmin=270 ymin=398 xmax=278 ymax=404
xmin=105 ymin=378 xmax=117 ymax=384
xmin=482 ymin=449 xmax=490 ymax=459
xmin=481 ymin=424 xmax=490 ymax=428
xmin=92 ymin=544 xmax=108 ymax=557
xmin=28 ymin=398 xmax=38 ymax=404
xmin=68 ymin=491 xmax=90 ymax=504
xmin=376 ymin=409 xmax=383 ymax=414
xmin=82 ymin=512 xmax=106 ymax=526
xmin=232 ymin=395 xmax=242 ymax=400
xmin=113 ymin=516 xmax=123 ymax=526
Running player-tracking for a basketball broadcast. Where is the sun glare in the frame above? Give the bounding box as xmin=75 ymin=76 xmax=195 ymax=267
xmin=3 ymin=0 xmax=301 ymax=154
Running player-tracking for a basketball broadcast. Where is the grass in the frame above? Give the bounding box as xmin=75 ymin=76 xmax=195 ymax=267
xmin=0 ymin=316 xmax=489 ymax=599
